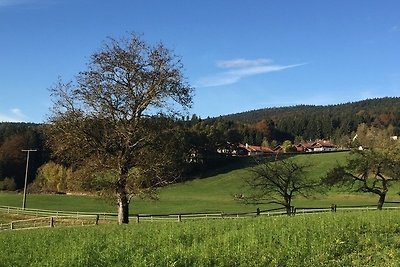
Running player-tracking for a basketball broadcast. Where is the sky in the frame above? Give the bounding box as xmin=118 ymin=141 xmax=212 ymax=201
xmin=0 ymin=0 xmax=399 ymax=123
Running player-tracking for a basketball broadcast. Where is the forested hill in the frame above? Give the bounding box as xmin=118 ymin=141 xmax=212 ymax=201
xmin=0 ymin=122 xmax=48 ymax=189
xmin=217 ymin=97 xmax=400 ymax=143
xmin=221 ymin=97 xmax=400 ymax=124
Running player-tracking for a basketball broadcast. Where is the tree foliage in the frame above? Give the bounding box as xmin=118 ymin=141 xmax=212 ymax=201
xmin=0 ymin=123 xmax=47 ymax=189
xmin=325 ymin=126 xmax=400 ymax=209
xmin=46 ymin=33 xmax=193 ymax=224
xmin=30 ymin=161 xmax=72 ymax=193
xmin=0 ymin=177 xmax=17 ymax=191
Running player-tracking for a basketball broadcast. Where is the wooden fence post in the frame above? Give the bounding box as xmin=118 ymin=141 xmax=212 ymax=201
xmin=331 ymin=204 xmax=337 ymax=212
xmin=95 ymin=214 xmax=100 ymax=225
xmin=10 ymin=222 xmax=13 ymax=230
xmin=50 ymin=217 xmax=54 ymax=227
xmin=136 ymin=214 xmax=140 ymax=224
xmin=178 ymin=214 xmax=182 ymax=222
xmin=290 ymin=206 xmax=296 ymax=216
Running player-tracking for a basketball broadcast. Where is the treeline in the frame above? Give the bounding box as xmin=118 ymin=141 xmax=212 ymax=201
xmin=0 ymin=123 xmax=48 ymax=190
xmin=0 ymin=120 xmax=242 ymax=192
xmin=220 ymin=97 xmax=400 ymax=144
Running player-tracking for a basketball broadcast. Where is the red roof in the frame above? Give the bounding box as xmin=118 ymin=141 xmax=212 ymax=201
xmin=297 ymin=140 xmax=336 ymax=149
xmin=239 ymin=144 xmax=274 ymax=153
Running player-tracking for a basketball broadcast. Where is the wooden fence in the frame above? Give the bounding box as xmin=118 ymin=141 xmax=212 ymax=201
xmin=1 ymin=203 xmax=400 ymax=231
xmin=0 ymin=215 xmax=99 ymax=231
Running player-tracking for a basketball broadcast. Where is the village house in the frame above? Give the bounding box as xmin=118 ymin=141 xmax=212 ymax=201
xmin=295 ymin=140 xmax=337 ymax=152
xmin=235 ymin=143 xmax=275 ymax=156
xmin=219 ymin=140 xmax=338 ymax=157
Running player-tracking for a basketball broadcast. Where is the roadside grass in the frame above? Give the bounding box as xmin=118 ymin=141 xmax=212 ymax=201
xmin=1 ymin=152 xmax=400 ymax=215
xmin=1 ymin=210 xmax=400 ymax=266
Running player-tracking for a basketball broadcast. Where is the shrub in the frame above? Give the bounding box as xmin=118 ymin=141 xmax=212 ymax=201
xmin=0 ymin=177 xmax=17 ymax=191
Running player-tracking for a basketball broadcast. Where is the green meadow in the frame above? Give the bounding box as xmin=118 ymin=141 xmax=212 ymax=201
xmin=1 ymin=152 xmax=400 ymax=215
xmin=2 ymin=152 xmax=400 ymax=267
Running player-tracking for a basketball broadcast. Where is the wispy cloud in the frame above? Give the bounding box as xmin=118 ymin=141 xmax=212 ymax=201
xmin=391 ymin=25 xmax=399 ymax=32
xmin=0 ymin=108 xmax=28 ymax=122
xmin=216 ymin=58 xmax=273 ymax=69
xmin=196 ymin=58 xmax=307 ymax=87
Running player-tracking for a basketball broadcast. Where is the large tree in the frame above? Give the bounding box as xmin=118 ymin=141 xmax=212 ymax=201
xmin=46 ymin=33 xmax=193 ymax=224
xmin=325 ymin=125 xmax=400 ymax=209
xmin=246 ymin=158 xmax=320 ymax=215
xmin=325 ymin=149 xmax=400 ymax=209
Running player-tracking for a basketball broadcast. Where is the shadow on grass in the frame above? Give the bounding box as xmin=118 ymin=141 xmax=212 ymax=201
xmin=181 ymin=153 xmax=294 ymax=182
xmin=180 ymin=155 xmax=253 ymax=181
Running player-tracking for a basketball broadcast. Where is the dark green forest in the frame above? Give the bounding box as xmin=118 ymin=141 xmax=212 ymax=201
xmin=1 ymin=97 xmax=399 ymax=191
xmin=220 ymin=97 xmax=400 ymax=144
xmin=0 ymin=123 xmax=48 ymax=190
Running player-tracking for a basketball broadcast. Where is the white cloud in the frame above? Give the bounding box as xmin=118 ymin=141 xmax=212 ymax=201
xmin=11 ymin=108 xmax=27 ymax=118
xmin=216 ymin=58 xmax=273 ymax=69
xmin=0 ymin=108 xmax=28 ymax=122
xmin=196 ymin=58 xmax=307 ymax=87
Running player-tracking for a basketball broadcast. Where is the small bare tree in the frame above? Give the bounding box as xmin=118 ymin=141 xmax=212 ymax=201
xmin=247 ymin=158 xmax=320 ymax=215
xmin=46 ymin=33 xmax=193 ymax=224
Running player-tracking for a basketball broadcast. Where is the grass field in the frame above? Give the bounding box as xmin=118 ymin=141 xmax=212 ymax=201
xmin=2 ymin=152 xmax=400 ymax=266
xmin=1 ymin=152 xmax=400 ymax=215
xmin=1 ymin=210 xmax=400 ymax=266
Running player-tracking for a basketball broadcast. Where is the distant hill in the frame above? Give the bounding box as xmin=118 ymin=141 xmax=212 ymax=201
xmin=215 ymin=97 xmax=400 ymax=141
xmin=221 ymin=97 xmax=400 ymax=124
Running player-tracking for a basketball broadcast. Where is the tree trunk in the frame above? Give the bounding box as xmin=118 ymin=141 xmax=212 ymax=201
xmin=285 ymin=205 xmax=291 ymax=215
xmin=117 ymin=190 xmax=129 ymax=224
xmin=284 ymin=195 xmax=292 ymax=215
xmin=377 ymin=192 xmax=386 ymax=210
xmin=117 ymin=172 xmax=129 ymax=224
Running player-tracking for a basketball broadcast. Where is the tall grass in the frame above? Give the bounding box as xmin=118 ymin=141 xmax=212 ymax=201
xmin=1 ymin=210 xmax=400 ymax=266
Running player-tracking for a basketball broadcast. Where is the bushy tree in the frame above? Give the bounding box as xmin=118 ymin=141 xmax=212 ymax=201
xmin=0 ymin=177 xmax=17 ymax=191
xmin=46 ymin=33 xmax=193 ymax=224
xmin=325 ymin=126 xmax=400 ymax=209
xmin=32 ymin=162 xmax=72 ymax=193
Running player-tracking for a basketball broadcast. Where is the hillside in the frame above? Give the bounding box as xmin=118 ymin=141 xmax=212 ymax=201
xmin=0 ymin=153 xmax=348 ymax=214
xmin=2 ymin=152 xmax=400 ymax=215
xmin=221 ymin=97 xmax=400 ymax=124
xmin=217 ymin=97 xmax=400 ymax=142
xmin=133 ymin=152 xmax=350 ymax=214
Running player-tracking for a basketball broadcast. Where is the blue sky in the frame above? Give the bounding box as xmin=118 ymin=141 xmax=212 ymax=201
xmin=1 ymin=0 xmax=399 ymax=123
